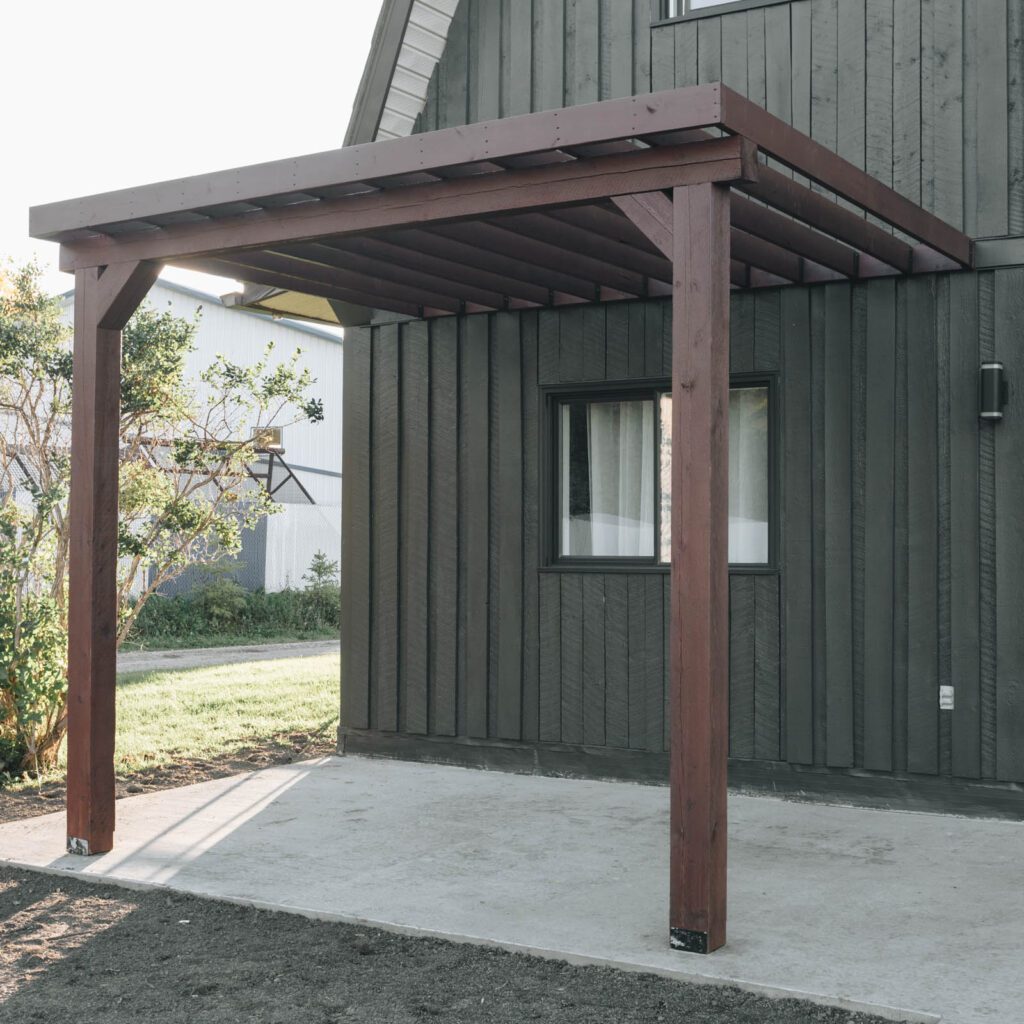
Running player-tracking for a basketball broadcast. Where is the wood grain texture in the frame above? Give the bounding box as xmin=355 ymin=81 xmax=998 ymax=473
xmin=539 ymin=572 xmax=562 ymax=742
xmin=561 ymin=573 xmax=585 ymax=745
xmin=906 ymin=276 xmax=939 ymax=775
xmin=582 ymin=574 xmax=607 ymax=746
xmin=668 ymin=182 xmax=730 ymax=951
xmin=729 ymin=576 xmax=756 ymax=759
xmin=862 ymin=280 xmax=896 ymax=771
xmin=66 ymin=269 xmax=121 ymax=853
xmin=521 ymin=312 xmax=541 ymax=742
xmin=782 ymin=286 xmax=814 ymax=765
xmin=400 ymin=320 xmax=430 ymax=735
xmin=754 ymin=574 xmax=782 ymax=761
xmin=372 ymin=325 xmax=401 ymax=733
xmin=824 ymin=284 xmax=853 ymax=767
xmin=965 ymin=0 xmax=1009 ymax=237
xmin=341 ymin=328 xmax=372 ymax=732
xmin=921 ymin=0 xmax=964 ymax=228
xmin=892 ymin=0 xmax=922 ymax=206
xmin=429 ymin=317 xmax=459 ymax=736
xmin=949 ymin=274 xmax=981 ymax=778
xmin=605 ymin=574 xmax=630 ymax=749
xmin=994 ymin=268 xmax=1024 ymax=781
xmin=462 ymin=315 xmax=490 ymax=738
xmin=494 ymin=312 xmax=523 ymax=740
xmin=979 ymin=274 xmax=998 ymax=780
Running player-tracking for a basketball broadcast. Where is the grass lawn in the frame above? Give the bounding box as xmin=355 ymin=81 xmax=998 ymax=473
xmin=110 ymin=652 xmax=340 ymax=774
xmin=0 ymin=653 xmax=340 ymax=821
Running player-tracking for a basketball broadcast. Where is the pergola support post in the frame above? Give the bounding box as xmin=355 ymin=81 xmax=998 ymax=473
xmin=668 ymin=183 xmax=731 ymax=954
xmin=66 ymin=261 xmax=159 ymax=856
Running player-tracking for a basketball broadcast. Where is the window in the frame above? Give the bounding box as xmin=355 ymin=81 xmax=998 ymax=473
xmin=555 ymin=382 xmax=772 ymax=566
xmin=662 ymin=0 xmax=764 ymax=19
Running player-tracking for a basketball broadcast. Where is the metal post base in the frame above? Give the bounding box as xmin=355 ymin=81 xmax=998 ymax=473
xmin=67 ymin=837 xmax=91 ymax=856
xmin=670 ymin=928 xmax=710 ymax=954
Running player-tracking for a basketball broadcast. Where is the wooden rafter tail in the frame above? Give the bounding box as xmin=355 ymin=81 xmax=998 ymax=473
xmin=57 ymin=137 xmax=754 ymax=273
xmin=718 ymin=85 xmax=972 ymax=266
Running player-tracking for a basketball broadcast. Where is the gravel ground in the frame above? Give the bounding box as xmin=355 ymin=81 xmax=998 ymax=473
xmin=0 ymin=868 xmax=892 ymax=1024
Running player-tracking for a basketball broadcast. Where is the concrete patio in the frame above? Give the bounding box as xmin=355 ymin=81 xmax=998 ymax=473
xmin=1 ymin=756 xmax=1020 ymax=1024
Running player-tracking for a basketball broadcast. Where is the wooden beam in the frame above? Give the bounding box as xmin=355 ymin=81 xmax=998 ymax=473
xmin=612 ymin=193 xmax=674 ymax=258
xmin=95 ymin=260 xmax=161 ymax=330
xmin=59 ymin=138 xmax=756 ymax=271
xmin=668 ymin=183 xmax=730 ymax=955
xmin=328 ymin=235 xmax=553 ymax=307
xmin=283 ymin=241 xmax=512 ymax=310
xmin=65 ymin=268 xmax=123 ymax=854
xmin=738 ymin=167 xmax=914 ymax=273
xmin=184 ymin=256 xmax=432 ymax=319
xmin=497 ymin=212 xmax=672 ymax=282
xmin=382 ymin=226 xmax=596 ymax=303
xmin=719 ymin=85 xmax=972 ymax=265
xmin=730 ymin=194 xmax=860 ymax=278
xmin=34 ymin=85 xmax=726 ymax=242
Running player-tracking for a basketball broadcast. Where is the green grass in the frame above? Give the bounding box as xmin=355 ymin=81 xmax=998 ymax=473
xmin=119 ymin=629 xmax=339 ymax=653
xmin=61 ymin=653 xmax=340 ymax=775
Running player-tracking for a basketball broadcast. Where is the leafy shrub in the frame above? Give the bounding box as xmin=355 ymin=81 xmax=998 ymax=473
xmin=0 ymin=503 xmax=68 ymax=776
xmin=127 ymin=553 xmax=341 ymax=647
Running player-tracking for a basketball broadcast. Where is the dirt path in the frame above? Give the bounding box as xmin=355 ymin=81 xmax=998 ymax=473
xmin=117 ymin=639 xmax=337 ymax=675
xmin=0 ymin=867 xmax=891 ymax=1024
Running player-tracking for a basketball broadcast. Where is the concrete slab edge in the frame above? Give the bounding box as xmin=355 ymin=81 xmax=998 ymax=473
xmin=2 ymin=857 xmax=941 ymax=1024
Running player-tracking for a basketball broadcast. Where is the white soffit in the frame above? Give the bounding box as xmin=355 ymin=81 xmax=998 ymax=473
xmin=376 ymin=0 xmax=459 ymax=140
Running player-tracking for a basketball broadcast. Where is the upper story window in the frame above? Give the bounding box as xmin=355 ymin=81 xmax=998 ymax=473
xmin=662 ymin=0 xmax=761 ymax=18
xmin=554 ymin=381 xmax=773 ymax=568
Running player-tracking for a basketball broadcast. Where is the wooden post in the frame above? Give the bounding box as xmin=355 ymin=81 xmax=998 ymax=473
xmin=668 ymin=183 xmax=731 ymax=954
xmin=66 ymin=261 xmax=158 ymax=855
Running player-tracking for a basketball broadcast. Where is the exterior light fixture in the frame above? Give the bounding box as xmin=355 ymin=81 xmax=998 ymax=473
xmin=979 ymin=362 xmax=1008 ymax=422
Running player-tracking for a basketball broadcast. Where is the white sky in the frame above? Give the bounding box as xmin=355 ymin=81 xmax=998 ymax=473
xmin=0 ymin=0 xmax=385 ymax=298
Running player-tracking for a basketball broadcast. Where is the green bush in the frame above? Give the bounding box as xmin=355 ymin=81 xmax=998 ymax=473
xmin=126 ymin=554 xmax=341 ymax=648
xmin=0 ymin=504 xmax=68 ymax=776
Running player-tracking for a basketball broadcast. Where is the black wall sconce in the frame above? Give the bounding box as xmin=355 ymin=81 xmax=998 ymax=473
xmin=979 ymin=362 xmax=1009 ymax=422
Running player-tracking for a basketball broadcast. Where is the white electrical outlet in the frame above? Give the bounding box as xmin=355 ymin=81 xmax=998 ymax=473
xmin=939 ymin=685 xmax=955 ymax=711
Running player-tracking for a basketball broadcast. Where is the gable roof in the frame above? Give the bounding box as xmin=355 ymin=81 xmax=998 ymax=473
xmin=345 ymin=0 xmax=458 ymax=146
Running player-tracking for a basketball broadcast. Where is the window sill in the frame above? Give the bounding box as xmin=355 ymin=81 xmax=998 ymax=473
xmin=653 ymin=0 xmax=793 ymax=27
xmin=540 ymin=564 xmax=779 ymax=576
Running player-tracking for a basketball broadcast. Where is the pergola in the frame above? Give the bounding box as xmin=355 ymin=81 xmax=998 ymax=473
xmin=31 ymin=83 xmax=971 ymax=955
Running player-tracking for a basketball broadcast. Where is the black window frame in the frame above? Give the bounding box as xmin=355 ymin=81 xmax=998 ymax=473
xmin=653 ymin=0 xmax=792 ymax=26
xmin=541 ymin=373 xmax=778 ymax=575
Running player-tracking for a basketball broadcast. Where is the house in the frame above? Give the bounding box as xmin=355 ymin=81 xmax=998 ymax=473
xmin=329 ymin=0 xmax=1024 ymax=823
xmin=29 ymin=0 xmax=1021 ymax=955
xmin=61 ymin=278 xmax=343 ymax=594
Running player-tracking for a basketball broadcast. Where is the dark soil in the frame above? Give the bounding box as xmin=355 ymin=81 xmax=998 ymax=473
xmin=0 ymin=731 xmax=336 ymax=825
xmin=0 ymin=868 xmax=891 ymax=1024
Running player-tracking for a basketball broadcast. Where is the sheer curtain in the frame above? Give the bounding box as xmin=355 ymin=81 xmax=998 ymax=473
xmin=561 ymin=399 xmax=655 ymax=557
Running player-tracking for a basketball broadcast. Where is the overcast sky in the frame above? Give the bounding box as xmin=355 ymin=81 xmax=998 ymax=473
xmin=1 ymin=1 xmax=384 ymax=297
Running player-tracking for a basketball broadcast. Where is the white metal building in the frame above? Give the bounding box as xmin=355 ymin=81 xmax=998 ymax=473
xmin=62 ymin=277 xmax=343 ymax=593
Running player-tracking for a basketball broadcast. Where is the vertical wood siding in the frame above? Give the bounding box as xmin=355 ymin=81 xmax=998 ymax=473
xmin=339 ymin=0 xmax=1024 ymax=790
xmin=342 ymin=271 xmax=1024 ymax=784
xmin=415 ymin=0 xmax=1022 ymax=238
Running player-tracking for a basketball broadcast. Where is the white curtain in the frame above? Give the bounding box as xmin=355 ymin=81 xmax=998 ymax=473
xmin=561 ymin=400 xmax=655 ymax=557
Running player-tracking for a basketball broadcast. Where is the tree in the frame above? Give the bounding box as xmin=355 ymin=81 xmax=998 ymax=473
xmin=0 ymin=261 xmax=324 ymax=775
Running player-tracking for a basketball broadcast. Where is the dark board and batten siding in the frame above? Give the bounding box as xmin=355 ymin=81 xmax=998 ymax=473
xmin=340 ymin=0 xmax=1024 ymax=804
xmin=341 ymin=274 xmax=1024 ymax=787
xmin=416 ymin=0 xmax=1024 ymax=236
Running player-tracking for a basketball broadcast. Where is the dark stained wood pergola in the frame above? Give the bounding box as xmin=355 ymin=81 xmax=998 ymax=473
xmin=30 ymin=83 xmax=971 ymax=955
